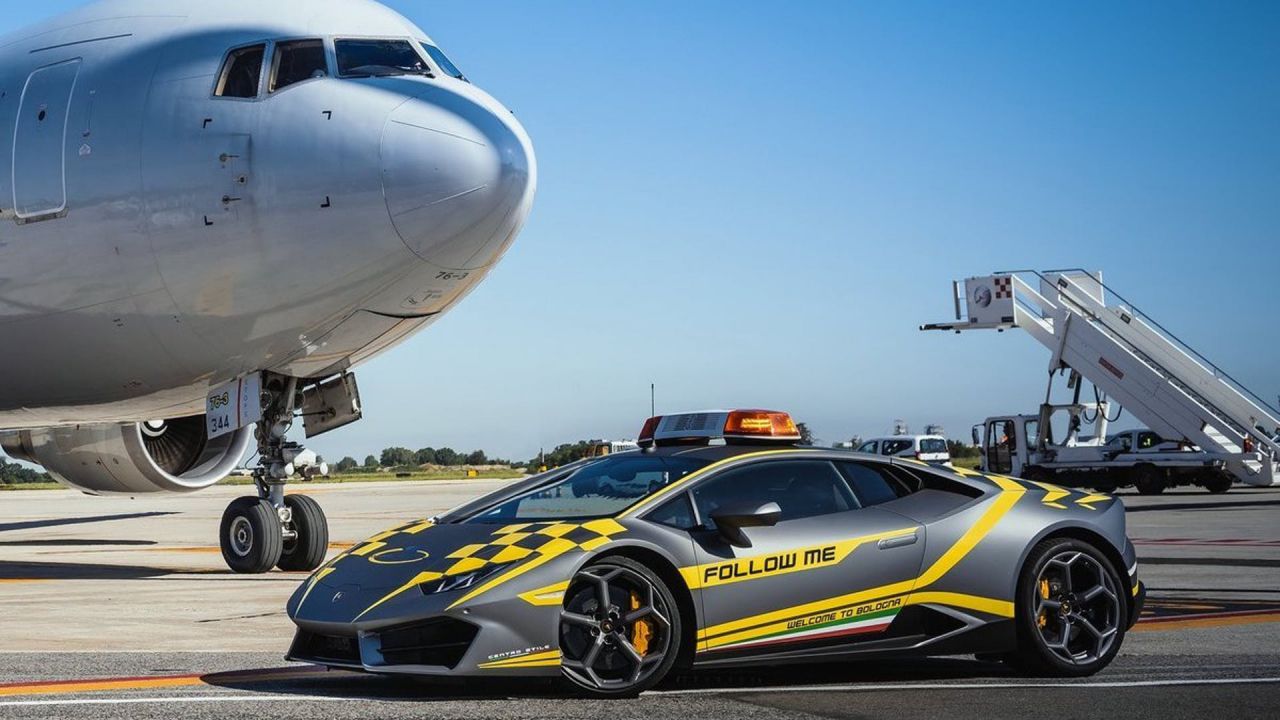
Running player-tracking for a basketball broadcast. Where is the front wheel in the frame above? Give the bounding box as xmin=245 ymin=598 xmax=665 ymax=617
xmin=1005 ymin=537 xmax=1127 ymax=677
xmin=559 ymin=556 xmax=681 ymax=698
xmin=219 ymin=497 xmax=283 ymax=574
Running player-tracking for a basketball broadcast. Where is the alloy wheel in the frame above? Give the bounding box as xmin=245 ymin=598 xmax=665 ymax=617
xmin=560 ymin=564 xmax=672 ymax=691
xmin=1033 ymin=550 xmax=1121 ymax=664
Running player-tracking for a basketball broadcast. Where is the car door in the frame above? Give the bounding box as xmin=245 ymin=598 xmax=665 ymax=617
xmin=687 ymin=458 xmax=924 ymax=656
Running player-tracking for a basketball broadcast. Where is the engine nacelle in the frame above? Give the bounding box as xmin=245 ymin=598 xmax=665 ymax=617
xmin=1 ymin=416 xmax=254 ymax=495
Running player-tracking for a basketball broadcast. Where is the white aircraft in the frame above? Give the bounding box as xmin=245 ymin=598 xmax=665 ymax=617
xmin=0 ymin=0 xmax=535 ymax=572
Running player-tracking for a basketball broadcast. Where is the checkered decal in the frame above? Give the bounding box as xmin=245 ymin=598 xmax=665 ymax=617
xmin=993 ymin=276 xmax=1012 ymax=299
xmin=440 ymin=519 xmax=626 ymax=576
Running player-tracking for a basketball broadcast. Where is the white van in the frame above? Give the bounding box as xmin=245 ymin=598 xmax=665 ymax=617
xmin=856 ymin=435 xmax=952 ymax=466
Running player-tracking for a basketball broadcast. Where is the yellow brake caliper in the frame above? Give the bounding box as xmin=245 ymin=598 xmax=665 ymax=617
xmin=630 ymin=592 xmax=653 ymax=656
xmin=1038 ymin=579 xmax=1050 ymax=628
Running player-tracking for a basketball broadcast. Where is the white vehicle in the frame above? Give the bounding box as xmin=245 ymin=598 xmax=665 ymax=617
xmin=856 ymin=435 xmax=952 ymax=465
xmin=0 ymin=0 xmax=535 ymax=573
xmin=974 ymin=404 xmax=1232 ymax=495
xmin=925 ymin=269 xmax=1275 ymax=494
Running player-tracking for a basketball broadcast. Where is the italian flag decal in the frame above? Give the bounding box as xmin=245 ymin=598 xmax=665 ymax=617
xmin=713 ymin=605 xmax=899 ymax=652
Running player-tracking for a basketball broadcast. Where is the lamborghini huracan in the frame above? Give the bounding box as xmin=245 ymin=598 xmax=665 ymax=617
xmin=286 ymin=410 xmax=1144 ymax=697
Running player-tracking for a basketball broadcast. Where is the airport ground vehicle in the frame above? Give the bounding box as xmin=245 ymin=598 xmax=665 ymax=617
xmin=974 ymin=405 xmax=1232 ymax=494
xmin=924 ymin=270 xmax=1279 ymax=490
xmin=288 ymin=410 xmax=1143 ymax=697
xmin=857 ymin=435 xmax=952 ymax=465
xmin=0 ymin=0 xmax=535 ymax=572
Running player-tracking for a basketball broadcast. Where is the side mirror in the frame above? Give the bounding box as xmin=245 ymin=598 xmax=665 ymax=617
xmin=710 ymin=501 xmax=781 ymax=547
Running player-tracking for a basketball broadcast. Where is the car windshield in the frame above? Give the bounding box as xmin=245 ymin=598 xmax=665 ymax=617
xmin=336 ymin=39 xmax=431 ymax=77
xmin=464 ymin=455 xmax=709 ymax=523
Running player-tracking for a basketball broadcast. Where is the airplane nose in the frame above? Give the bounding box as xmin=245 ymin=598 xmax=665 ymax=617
xmin=380 ymin=87 xmax=536 ymax=270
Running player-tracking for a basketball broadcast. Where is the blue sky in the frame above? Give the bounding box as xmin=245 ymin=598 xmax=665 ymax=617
xmin=6 ymin=1 xmax=1279 ymax=462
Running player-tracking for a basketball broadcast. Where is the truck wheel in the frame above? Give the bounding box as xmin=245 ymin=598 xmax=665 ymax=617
xmin=1133 ymin=465 xmax=1166 ymax=496
xmin=1201 ymin=474 xmax=1232 ymax=494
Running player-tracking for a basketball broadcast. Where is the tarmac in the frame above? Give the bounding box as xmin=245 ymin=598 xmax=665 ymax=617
xmin=1 ymin=479 xmax=1277 ymax=718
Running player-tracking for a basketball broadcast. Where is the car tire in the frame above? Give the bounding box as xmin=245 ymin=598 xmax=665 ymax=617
xmin=1133 ymin=465 xmax=1166 ymax=495
xmin=219 ymin=497 xmax=283 ymax=574
xmin=277 ymin=494 xmax=328 ymax=571
xmin=559 ymin=556 xmax=682 ymax=698
xmin=1005 ymin=537 xmax=1127 ymax=677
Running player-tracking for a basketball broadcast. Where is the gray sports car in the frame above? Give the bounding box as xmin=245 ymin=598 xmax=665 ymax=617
xmin=286 ymin=410 xmax=1145 ymax=697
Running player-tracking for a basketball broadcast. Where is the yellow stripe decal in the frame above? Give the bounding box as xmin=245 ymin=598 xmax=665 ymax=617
xmin=1030 ymin=481 xmax=1070 ymax=505
xmin=678 ymin=528 xmax=915 ymax=590
xmin=297 ymin=567 xmax=336 ymax=609
xmin=446 ymin=539 xmax=578 ymax=610
xmin=353 ymin=571 xmax=442 ymax=620
xmin=698 ymin=480 xmax=1023 ymax=648
xmin=518 ymin=580 xmax=569 ymax=607
xmin=478 ymin=649 xmax=562 ymax=669
xmin=621 ymin=449 xmax=804 ymax=517
xmin=907 ymin=591 xmax=1014 ymax=618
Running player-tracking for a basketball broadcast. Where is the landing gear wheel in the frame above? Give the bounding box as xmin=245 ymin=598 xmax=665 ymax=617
xmin=1133 ymin=465 xmax=1166 ymax=495
xmin=277 ymin=494 xmax=328 ymax=571
xmin=219 ymin=497 xmax=283 ymax=574
xmin=1005 ymin=537 xmax=1126 ymax=677
xmin=1201 ymin=474 xmax=1232 ymax=494
xmin=559 ymin=556 xmax=681 ymax=698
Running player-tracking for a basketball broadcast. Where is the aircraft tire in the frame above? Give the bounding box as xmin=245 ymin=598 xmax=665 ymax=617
xmin=220 ymin=497 xmax=284 ymax=574
xmin=278 ymin=494 xmax=328 ymax=571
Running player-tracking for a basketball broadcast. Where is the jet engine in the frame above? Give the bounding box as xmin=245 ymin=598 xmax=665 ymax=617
xmin=0 ymin=417 xmax=254 ymax=495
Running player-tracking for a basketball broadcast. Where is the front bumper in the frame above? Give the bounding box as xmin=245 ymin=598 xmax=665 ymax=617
xmin=1128 ymin=580 xmax=1146 ymax=629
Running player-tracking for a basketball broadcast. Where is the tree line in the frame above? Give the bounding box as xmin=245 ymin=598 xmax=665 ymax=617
xmin=0 ymin=458 xmax=51 ymax=485
xmin=331 ymin=446 xmax=510 ymax=473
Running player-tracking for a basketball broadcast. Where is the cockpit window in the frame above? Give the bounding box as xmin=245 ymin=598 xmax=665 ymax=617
xmin=215 ymin=44 xmax=265 ymax=98
xmin=421 ymin=43 xmax=466 ymax=81
xmin=335 ymin=39 xmax=432 ymax=78
xmin=270 ymin=40 xmax=328 ymax=93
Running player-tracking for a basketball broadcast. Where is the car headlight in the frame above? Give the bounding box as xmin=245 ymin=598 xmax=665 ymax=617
xmin=419 ymin=562 xmax=513 ymax=595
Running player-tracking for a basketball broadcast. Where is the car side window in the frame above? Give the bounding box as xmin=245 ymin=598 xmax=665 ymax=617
xmin=647 ymin=493 xmax=697 ymax=530
xmin=836 ymin=462 xmax=907 ymax=506
xmin=216 ymin=44 xmax=266 ymax=98
xmin=1138 ymin=432 xmax=1162 ymax=450
xmin=693 ymin=461 xmax=856 ymax=523
xmin=856 ymin=441 xmax=878 ymax=453
xmin=882 ymin=439 xmax=913 ymax=456
xmin=271 ymin=39 xmax=328 ymax=92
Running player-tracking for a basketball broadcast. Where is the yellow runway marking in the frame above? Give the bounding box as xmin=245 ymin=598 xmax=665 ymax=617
xmin=1133 ymin=611 xmax=1280 ymax=632
xmin=0 ymin=667 xmax=331 ymax=698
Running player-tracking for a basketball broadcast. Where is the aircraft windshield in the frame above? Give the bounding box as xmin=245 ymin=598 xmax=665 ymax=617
xmin=336 ymin=39 xmax=431 ymax=77
xmin=464 ymin=455 xmax=709 ymax=523
xmin=421 ymin=43 xmax=466 ymax=80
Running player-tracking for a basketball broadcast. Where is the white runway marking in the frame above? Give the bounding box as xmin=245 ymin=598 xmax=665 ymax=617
xmin=655 ymin=675 xmax=1280 ymax=696
xmin=2 ymin=676 xmax=1279 ymax=707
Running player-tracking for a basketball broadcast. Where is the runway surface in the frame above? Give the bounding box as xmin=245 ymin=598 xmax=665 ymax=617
xmin=1 ymin=480 xmax=1277 ymax=718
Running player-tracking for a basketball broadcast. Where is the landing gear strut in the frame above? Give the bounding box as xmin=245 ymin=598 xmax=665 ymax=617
xmin=218 ymin=375 xmax=329 ymax=574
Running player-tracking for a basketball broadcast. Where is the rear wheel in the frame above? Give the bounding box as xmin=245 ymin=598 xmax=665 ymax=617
xmin=1201 ymin=474 xmax=1232 ymax=494
xmin=277 ymin=494 xmax=328 ymax=571
xmin=1006 ymin=538 xmax=1126 ymax=676
xmin=1133 ymin=465 xmax=1166 ymax=495
xmin=559 ymin=556 xmax=681 ymax=698
xmin=219 ymin=497 xmax=283 ymax=574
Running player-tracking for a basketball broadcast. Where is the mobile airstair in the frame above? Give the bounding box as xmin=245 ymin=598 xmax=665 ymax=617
xmin=921 ymin=269 xmax=1279 ymax=486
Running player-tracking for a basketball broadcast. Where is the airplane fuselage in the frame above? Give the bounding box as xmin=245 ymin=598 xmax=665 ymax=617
xmin=0 ymin=0 xmax=535 ymax=430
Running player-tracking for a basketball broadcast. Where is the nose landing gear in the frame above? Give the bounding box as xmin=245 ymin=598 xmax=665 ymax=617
xmin=218 ymin=375 xmax=330 ymax=574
